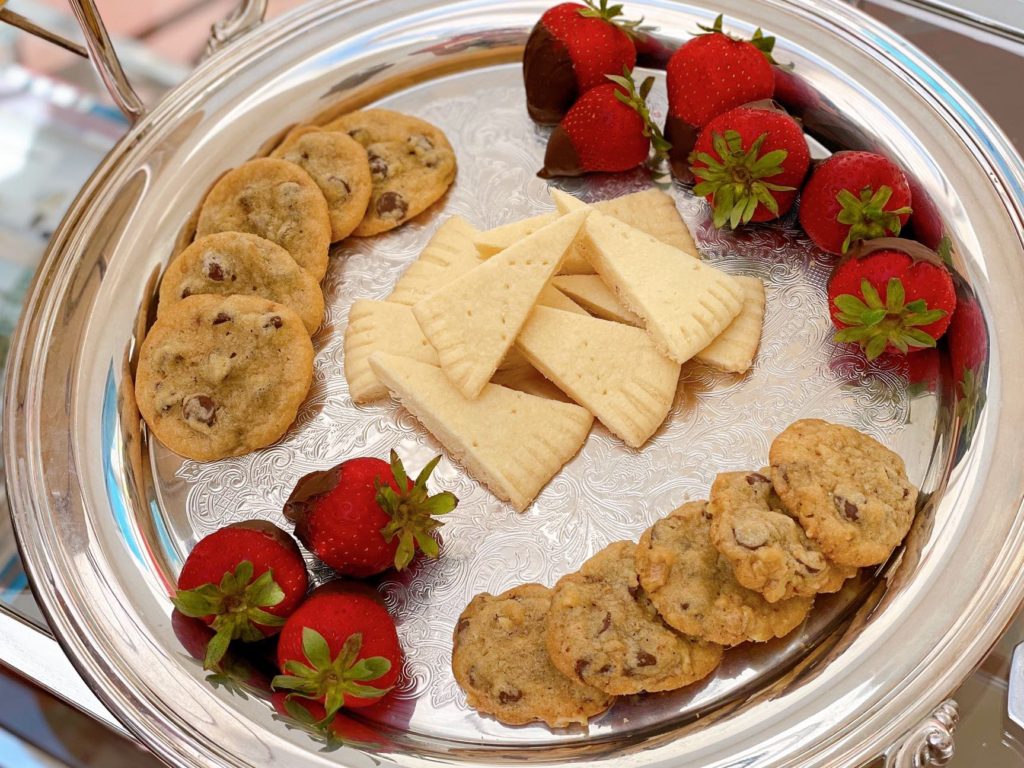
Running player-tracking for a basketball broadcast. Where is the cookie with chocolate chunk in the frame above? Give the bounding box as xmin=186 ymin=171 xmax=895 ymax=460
xmin=709 ymin=470 xmax=856 ymax=603
xmin=135 ymin=294 xmax=314 ymax=461
xmin=271 ymin=126 xmax=372 ymax=241
xmin=326 ymin=109 xmax=456 ymax=237
xmin=636 ymin=501 xmax=813 ymax=646
xmin=545 ymin=540 xmax=723 ymax=695
xmin=195 ymin=158 xmax=331 ymax=280
xmin=158 ymin=232 xmax=324 ymax=334
xmin=452 ymin=584 xmax=612 ymax=727
xmin=769 ymin=419 xmax=917 ymax=567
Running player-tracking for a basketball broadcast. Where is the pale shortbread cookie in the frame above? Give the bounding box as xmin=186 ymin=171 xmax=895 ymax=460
xmin=516 ymin=306 xmax=680 ymax=448
xmin=388 ymin=216 xmax=481 ymax=306
xmin=537 ymin=283 xmax=588 ymax=315
xmin=695 ymin=276 xmax=766 ymax=374
xmin=551 ymin=275 xmax=642 ymax=326
xmin=344 ymin=300 xmax=439 ymax=403
xmin=474 ymin=212 xmax=559 ymax=258
xmin=552 ymin=190 xmax=744 ymax=364
xmin=158 ymin=232 xmax=324 ymax=334
xmin=369 ymin=353 xmax=593 ymax=511
xmin=413 ymin=210 xmax=588 ymax=399
xmin=490 ymin=361 xmax=570 ymax=402
xmin=195 ymin=158 xmax=331 ymax=281
xmin=270 ymin=125 xmax=372 ymax=242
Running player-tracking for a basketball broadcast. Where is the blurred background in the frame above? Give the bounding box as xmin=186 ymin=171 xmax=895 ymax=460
xmin=0 ymin=1 xmax=1022 ymax=766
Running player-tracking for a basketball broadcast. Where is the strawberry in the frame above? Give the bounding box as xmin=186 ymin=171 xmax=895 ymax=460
xmin=172 ymin=520 xmax=308 ymax=669
xmin=284 ymin=450 xmax=456 ymax=577
xmin=689 ymin=106 xmax=809 ymax=228
xmin=271 ymin=692 xmax=386 ymax=750
xmin=273 ymin=583 xmax=402 ymax=720
xmin=523 ymin=0 xmax=639 ymax=124
xmin=799 ymin=151 xmax=913 ymax=254
xmin=946 ymin=291 xmax=987 ymax=436
xmin=539 ymin=68 xmax=670 ymax=178
xmin=828 ymin=244 xmax=956 ymax=360
xmin=664 ymin=14 xmax=777 ymax=177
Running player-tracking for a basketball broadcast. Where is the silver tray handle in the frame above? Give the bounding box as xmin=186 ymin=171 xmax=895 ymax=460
xmin=884 ymin=700 xmax=959 ymax=768
xmin=0 ymin=0 xmax=268 ymax=122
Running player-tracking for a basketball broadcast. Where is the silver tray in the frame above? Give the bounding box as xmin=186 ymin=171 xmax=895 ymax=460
xmin=6 ymin=1 xmax=1024 ymax=766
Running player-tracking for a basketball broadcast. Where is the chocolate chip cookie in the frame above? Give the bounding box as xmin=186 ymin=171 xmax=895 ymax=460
xmin=326 ymin=109 xmax=456 ymax=237
xmin=195 ymin=158 xmax=331 ymax=280
xmin=545 ymin=541 xmax=723 ymax=695
xmin=270 ymin=126 xmax=372 ymax=241
xmin=769 ymin=419 xmax=918 ymax=567
xmin=135 ymin=294 xmax=314 ymax=461
xmin=452 ymin=584 xmax=612 ymax=727
xmin=636 ymin=501 xmax=813 ymax=646
xmin=709 ymin=470 xmax=856 ymax=602
xmin=158 ymin=232 xmax=324 ymax=334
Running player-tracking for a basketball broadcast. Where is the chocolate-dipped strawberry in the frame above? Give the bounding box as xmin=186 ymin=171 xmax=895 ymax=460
xmin=539 ymin=68 xmax=670 ymax=177
xmin=523 ymin=0 xmax=639 ymax=124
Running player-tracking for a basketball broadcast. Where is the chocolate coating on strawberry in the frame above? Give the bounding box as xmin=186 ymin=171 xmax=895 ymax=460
xmin=523 ymin=1 xmax=638 ymax=125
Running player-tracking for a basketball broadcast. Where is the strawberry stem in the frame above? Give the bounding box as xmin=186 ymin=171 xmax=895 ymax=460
xmin=690 ymin=129 xmax=794 ymax=228
xmin=833 ymin=277 xmax=947 ymax=360
xmin=836 ymin=185 xmax=913 ymax=253
xmin=172 ymin=561 xmax=286 ymax=670
xmin=374 ymin=451 xmax=457 ymax=570
xmin=605 ymin=67 xmax=672 ymax=163
xmin=578 ymin=0 xmax=644 ymax=33
xmin=272 ymin=629 xmax=392 ymax=722
xmin=696 ymin=14 xmax=778 ymax=64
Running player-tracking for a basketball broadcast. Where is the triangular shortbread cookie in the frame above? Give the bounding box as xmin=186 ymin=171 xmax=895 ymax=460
xmin=516 ymin=306 xmax=680 ymax=447
xmin=344 ymin=300 xmax=438 ymax=403
xmin=389 ymin=216 xmax=480 ymax=306
xmin=475 ymin=212 xmax=592 ymax=274
xmin=552 ymin=190 xmax=744 ymax=364
xmin=413 ymin=209 xmax=588 ymax=399
xmin=537 ymin=283 xmax=589 ymax=316
xmin=369 ymin=352 xmax=593 ymax=511
xmin=695 ymin=276 xmax=766 ymax=373
xmin=551 ymin=275 xmax=641 ymax=326
xmin=594 ymin=189 xmax=699 ymax=259
xmin=490 ymin=360 xmax=571 ymax=402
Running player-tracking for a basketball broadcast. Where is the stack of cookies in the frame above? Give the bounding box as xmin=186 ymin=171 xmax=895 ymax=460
xmin=345 ymin=188 xmax=767 ymax=511
xmin=452 ymin=418 xmax=918 ymax=728
xmin=135 ymin=109 xmax=457 ymax=461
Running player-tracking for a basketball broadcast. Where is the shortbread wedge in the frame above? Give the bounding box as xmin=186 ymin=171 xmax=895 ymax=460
xmin=517 ymin=307 xmax=680 ymax=448
xmin=593 ymin=189 xmax=699 ymax=259
xmin=695 ymin=276 xmax=766 ymax=374
xmin=369 ymin=352 xmax=593 ymax=511
xmin=551 ymin=275 xmax=642 ymax=326
xmin=537 ymin=283 xmax=589 ymax=316
xmin=413 ymin=209 xmax=588 ymax=399
xmin=389 ymin=216 xmax=481 ymax=306
xmin=491 ymin=360 xmax=571 ymax=402
xmin=344 ymin=300 xmax=439 ymax=403
xmin=475 ymin=212 xmax=592 ymax=275
xmin=496 ymin=288 xmax=584 ymax=372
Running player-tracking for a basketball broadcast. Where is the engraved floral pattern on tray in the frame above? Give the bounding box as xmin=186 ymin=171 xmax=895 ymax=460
xmin=171 ymin=72 xmax=908 ymax=743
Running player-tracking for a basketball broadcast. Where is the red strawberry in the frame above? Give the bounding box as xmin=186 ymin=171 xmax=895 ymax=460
xmin=172 ymin=520 xmax=308 ymax=669
xmin=523 ymin=0 xmax=638 ymax=124
xmin=285 ymin=450 xmax=456 ymax=577
xmin=539 ymin=69 xmax=670 ymax=178
xmin=690 ymin=106 xmax=809 ymax=228
xmin=664 ymin=14 xmax=777 ymax=177
xmin=828 ymin=245 xmax=956 ymax=360
xmin=273 ymin=584 xmax=401 ymax=720
xmin=799 ymin=151 xmax=913 ymax=254
xmin=946 ymin=292 xmax=987 ymax=435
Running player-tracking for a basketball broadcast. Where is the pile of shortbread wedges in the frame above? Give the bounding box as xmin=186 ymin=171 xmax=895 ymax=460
xmin=343 ymin=188 xmax=766 ymax=510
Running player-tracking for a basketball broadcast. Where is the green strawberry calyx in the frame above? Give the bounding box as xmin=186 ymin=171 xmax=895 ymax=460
xmin=833 ymin=277 xmax=947 ymax=360
xmin=272 ymin=629 xmax=392 ymax=722
xmin=956 ymin=365 xmax=986 ymax=438
xmin=577 ymin=0 xmax=644 ymax=33
xmin=690 ymin=129 xmax=794 ymax=229
xmin=172 ymin=560 xmax=285 ymax=670
xmin=696 ymin=14 xmax=778 ymax=64
xmin=836 ymin=185 xmax=913 ymax=253
xmin=375 ymin=450 xmax=458 ymax=571
xmin=606 ymin=67 xmax=672 ymax=162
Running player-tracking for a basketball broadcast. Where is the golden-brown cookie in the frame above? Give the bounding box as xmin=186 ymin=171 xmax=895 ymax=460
xmin=271 ymin=126 xmax=372 ymax=241
xmin=158 ymin=232 xmax=324 ymax=334
xmin=452 ymin=584 xmax=613 ymax=727
xmin=636 ymin=501 xmax=813 ymax=646
xmin=195 ymin=158 xmax=331 ymax=280
xmin=135 ymin=295 xmax=314 ymax=461
xmin=545 ymin=541 xmax=723 ymax=695
xmin=326 ymin=109 xmax=456 ymax=237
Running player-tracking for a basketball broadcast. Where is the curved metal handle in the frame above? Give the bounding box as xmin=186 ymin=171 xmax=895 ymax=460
xmin=884 ymin=700 xmax=959 ymax=768
xmin=204 ymin=0 xmax=268 ymax=60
